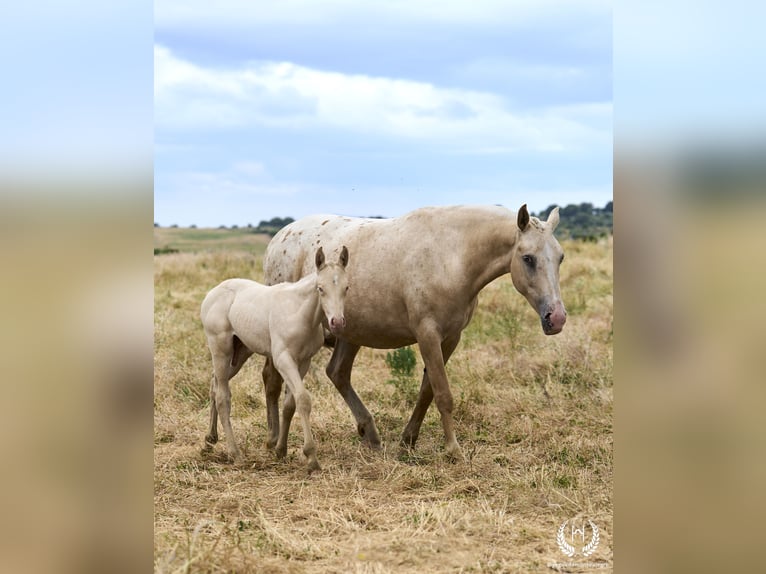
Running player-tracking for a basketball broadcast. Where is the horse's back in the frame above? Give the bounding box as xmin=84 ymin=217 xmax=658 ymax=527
xmin=265 ymin=214 xmax=376 ymax=284
xmin=265 ymin=206 xmax=508 ymax=285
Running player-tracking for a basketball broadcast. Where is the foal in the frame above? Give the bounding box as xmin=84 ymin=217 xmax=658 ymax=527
xmin=200 ymin=246 xmax=349 ymax=472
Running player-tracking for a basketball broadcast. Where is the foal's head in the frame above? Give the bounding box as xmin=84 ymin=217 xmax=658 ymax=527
xmin=510 ymin=205 xmax=567 ymax=335
xmin=314 ymin=245 xmax=350 ymax=335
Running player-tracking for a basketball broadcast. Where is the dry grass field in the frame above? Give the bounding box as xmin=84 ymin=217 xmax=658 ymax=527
xmin=154 ymin=227 xmax=613 ymax=573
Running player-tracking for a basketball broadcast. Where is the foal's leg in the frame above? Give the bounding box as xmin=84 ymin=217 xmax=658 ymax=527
xmin=275 ymin=386 xmax=295 ymax=460
xmin=204 ymin=374 xmax=218 ymax=449
xmin=401 ymin=333 xmax=462 ymax=449
xmin=275 ymin=353 xmax=320 ymax=472
xmin=326 ymin=340 xmax=381 ymax=449
xmin=414 ymin=323 xmax=463 ymax=461
xmin=207 ymin=338 xmax=242 ymax=461
xmin=262 ymin=357 xmax=284 ymax=450
xmin=205 ymin=333 xmax=252 ymax=454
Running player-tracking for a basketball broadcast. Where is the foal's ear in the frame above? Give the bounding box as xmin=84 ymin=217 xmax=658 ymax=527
xmin=338 ymin=245 xmax=349 ymax=268
xmin=315 ymin=246 xmax=326 ymax=269
xmin=547 ymin=206 xmax=560 ymax=231
xmin=517 ymin=204 xmax=530 ymax=231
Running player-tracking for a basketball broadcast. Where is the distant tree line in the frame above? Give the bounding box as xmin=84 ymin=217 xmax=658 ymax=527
xmin=156 ymin=202 xmax=612 ymax=241
xmin=535 ymin=201 xmax=612 ymax=241
xmin=249 ymin=217 xmax=295 ymax=236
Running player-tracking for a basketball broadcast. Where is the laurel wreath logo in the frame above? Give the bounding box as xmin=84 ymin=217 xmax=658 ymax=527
xmin=556 ymin=521 xmax=576 ymax=557
xmin=556 ymin=519 xmax=600 ymax=558
xmin=582 ymin=521 xmax=600 ymax=556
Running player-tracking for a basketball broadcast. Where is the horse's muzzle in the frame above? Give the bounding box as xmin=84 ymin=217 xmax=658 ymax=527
xmin=541 ymin=303 xmax=567 ymax=335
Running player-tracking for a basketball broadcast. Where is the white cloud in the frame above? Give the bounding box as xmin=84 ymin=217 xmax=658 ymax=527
xmin=155 ymin=45 xmax=610 ymax=153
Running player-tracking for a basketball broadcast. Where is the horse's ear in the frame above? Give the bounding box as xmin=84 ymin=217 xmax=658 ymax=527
xmin=547 ymin=206 xmax=560 ymax=231
xmin=517 ymin=204 xmax=530 ymax=231
xmin=339 ymin=245 xmax=349 ymax=268
xmin=315 ymin=246 xmax=326 ymax=269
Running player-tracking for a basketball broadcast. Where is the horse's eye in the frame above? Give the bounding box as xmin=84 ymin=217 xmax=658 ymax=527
xmin=559 ymin=254 xmax=565 ymax=264
xmin=345 ymin=286 xmax=350 ymax=293
xmin=522 ymin=254 xmax=536 ymax=269
xmin=317 ymin=286 xmax=324 ymax=295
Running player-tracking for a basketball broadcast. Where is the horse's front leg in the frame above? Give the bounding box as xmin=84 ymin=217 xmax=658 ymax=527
xmin=413 ymin=324 xmax=463 ymax=461
xmin=401 ymin=332 xmax=462 ymax=450
xmin=326 ymin=340 xmax=381 ymax=449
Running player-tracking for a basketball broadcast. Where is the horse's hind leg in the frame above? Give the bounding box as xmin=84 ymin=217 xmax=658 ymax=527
xmin=326 ymin=340 xmax=381 ymax=449
xmin=262 ymin=357 xmax=284 ymax=450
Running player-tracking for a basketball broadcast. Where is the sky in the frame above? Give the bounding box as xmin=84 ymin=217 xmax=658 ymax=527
xmin=154 ymin=0 xmax=612 ymax=227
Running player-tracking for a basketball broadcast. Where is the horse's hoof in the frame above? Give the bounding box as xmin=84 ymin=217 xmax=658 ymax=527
xmin=358 ymin=423 xmax=382 ymax=450
xmin=400 ymin=433 xmax=419 ymax=449
xmin=204 ymin=434 xmax=218 ymax=445
xmin=444 ymin=444 xmax=465 ymax=464
xmin=307 ymin=460 xmax=322 ymax=474
xmin=363 ymin=437 xmax=383 ymax=451
xmin=275 ymin=446 xmax=287 ymax=460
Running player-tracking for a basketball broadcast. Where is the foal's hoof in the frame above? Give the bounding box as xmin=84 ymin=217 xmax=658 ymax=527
xmin=204 ymin=434 xmax=218 ymax=446
xmin=307 ymin=459 xmax=322 ymax=474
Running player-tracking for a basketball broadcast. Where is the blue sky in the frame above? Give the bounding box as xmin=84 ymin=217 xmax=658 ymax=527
xmin=154 ymin=0 xmax=612 ymax=226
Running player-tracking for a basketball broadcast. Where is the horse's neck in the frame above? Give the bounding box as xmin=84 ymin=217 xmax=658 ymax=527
xmin=290 ymin=273 xmax=323 ymax=327
xmin=461 ymin=213 xmax=517 ymax=296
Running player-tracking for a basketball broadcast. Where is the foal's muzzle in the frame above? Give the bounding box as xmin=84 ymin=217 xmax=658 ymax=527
xmin=329 ymin=316 xmax=346 ymax=334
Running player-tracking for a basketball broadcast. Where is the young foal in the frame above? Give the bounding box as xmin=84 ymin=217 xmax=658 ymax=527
xmin=200 ymin=246 xmax=349 ymax=472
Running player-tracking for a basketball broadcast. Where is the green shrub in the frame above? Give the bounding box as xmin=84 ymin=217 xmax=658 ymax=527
xmin=385 ymin=346 xmax=418 ymax=404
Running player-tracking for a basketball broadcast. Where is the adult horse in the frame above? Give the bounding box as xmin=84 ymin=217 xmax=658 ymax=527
xmin=262 ymin=204 xmax=566 ymax=460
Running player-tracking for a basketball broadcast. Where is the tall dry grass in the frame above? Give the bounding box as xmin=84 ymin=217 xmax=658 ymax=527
xmin=154 ymin=236 xmax=612 ymax=572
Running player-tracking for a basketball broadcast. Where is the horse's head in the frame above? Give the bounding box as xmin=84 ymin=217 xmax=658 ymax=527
xmin=315 ymin=245 xmax=350 ymax=335
xmin=510 ymin=204 xmax=567 ymax=335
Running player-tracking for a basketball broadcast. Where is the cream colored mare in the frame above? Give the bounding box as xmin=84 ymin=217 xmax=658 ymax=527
xmin=200 ymin=246 xmax=349 ymax=472
xmin=263 ymin=205 xmax=566 ymax=460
